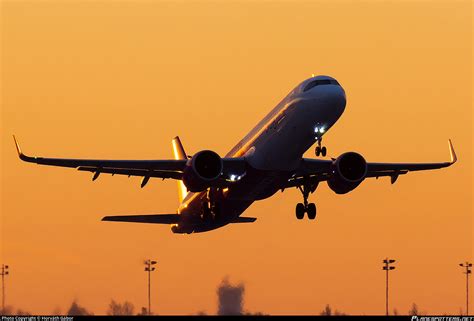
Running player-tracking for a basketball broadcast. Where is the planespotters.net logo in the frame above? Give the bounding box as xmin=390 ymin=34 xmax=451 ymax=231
xmin=411 ymin=317 xmax=474 ymax=321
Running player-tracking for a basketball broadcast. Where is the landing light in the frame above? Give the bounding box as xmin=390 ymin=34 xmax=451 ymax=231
xmin=314 ymin=126 xmax=325 ymax=135
xmin=229 ymin=174 xmax=243 ymax=182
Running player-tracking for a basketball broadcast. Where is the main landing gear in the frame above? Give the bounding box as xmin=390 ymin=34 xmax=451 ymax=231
xmin=315 ymin=137 xmax=327 ymax=157
xmin=295 ymin=180 xmax=317 ymax=220
xmin=201 ymin=189 xmax=221 ymax=222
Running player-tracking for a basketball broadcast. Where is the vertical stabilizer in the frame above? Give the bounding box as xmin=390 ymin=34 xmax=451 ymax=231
xmin=172 ymin=136 xmax=188 ymax=203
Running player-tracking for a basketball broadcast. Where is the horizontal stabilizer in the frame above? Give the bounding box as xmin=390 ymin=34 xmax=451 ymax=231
xmin=102 ymin=214 xmax=180 ymax=224
xmin=230 ymin=217 xmax=257 ymax=223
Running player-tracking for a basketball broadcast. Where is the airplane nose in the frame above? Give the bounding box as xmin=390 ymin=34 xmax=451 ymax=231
xmin=336 ymin=87 xmax=347 ymax=113
xmin=300 ymin=79 xmax=346 ymax=117
xmin=321 ymin=85 xmax=346 ymax=115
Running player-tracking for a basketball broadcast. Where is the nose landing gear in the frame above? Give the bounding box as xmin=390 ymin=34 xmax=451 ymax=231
xmin=295 ymin=179 xmax=318 ymax=220
xmin=315 ymin=137 xmax=327 ymax=157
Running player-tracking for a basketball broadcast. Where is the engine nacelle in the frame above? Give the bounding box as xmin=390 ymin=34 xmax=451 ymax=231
xmin=327 ymin=152 xmax=368 ymax=194
xmin=182 ymin=150 xmax=223 ymax=192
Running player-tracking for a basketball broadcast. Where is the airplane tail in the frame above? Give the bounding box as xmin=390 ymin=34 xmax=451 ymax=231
xmin=102 ymin=214 xmax=180 ymax=224
xmin=172 ymin=136 xmax=188 ymax=203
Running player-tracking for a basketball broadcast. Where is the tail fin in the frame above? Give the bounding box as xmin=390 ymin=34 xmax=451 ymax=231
xmin=172 ymin=136 xmax=188 ymax=202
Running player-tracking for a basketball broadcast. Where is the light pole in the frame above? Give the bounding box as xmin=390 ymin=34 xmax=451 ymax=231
xmin=382 ymin=258 xmax=396 ymax=316
xmin=144 ymin=259 xmax=157 ymax=315
xmin=1 ymin=264 xmax=9 ymax=313
xmin=459 ymin=262 xmax=472 ymax=315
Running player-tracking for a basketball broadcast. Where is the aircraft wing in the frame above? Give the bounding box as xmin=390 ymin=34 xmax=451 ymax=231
xmin=284 ymin=140 xmax=457 ymax=188
xmin=13 ymin=136 xmax=246 ymax=187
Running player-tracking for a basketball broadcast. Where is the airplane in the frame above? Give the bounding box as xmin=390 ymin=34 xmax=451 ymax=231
xmin=13 ymin=75 xmax=457 ymax=234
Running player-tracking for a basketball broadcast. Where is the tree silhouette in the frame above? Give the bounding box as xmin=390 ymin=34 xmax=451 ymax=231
xmin=320 ymin=304 xmax=345 ymax=315
xmin=320 ymin=304 xmax=332 ymax=316
xmin=137 ymin=307 xmax=149 ymax=315
xmin=408 ymin=303 xmax=419 ymax=315
xmin=16 ymin=309 xmax=30 ymax=315
xmin=1 ymin=306 xmax=30 ymax=315
xmin=106 ymin=299 xmax=135 ymax=315
xmin=67 ymin=300 xmax=92 ymax=316
xmin=0 ymin=306 xmax=13 ymax=315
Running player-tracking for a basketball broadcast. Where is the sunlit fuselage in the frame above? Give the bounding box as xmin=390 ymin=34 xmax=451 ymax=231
xmin=175 ymin=76 xmax=346 ymax=233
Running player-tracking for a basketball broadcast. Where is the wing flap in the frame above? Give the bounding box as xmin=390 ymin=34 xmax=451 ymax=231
xmin=77 ymin=166 xmax=182 ymax=180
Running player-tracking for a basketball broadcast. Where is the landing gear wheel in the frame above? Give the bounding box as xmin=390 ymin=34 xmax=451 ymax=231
xmin=296 ymin=203 xmax=305 ymax=220
xmin=315 ymin=146 xmax=321 ymax=156
xmin=307 ymin=203 xmax=317 ymax=220
xmin=321 ymin=146 xmax=327 ymax=157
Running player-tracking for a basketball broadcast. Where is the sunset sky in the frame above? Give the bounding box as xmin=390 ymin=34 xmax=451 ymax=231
xmin=1 ymin=0 xmax=472 ymax=315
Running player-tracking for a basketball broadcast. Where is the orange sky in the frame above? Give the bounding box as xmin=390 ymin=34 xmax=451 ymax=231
xmin=1 ymin=0 xmax=472 ymax=315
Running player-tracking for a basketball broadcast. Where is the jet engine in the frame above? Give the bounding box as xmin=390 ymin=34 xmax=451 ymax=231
xmin=327 ymin=152 xmax=368 ymax=194
xmin=182 ymin=150 xmax=223 ymax=192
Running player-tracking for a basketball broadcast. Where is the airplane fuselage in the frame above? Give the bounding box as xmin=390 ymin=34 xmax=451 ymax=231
xmin=175 ymin=76 xmax=347 ymax=233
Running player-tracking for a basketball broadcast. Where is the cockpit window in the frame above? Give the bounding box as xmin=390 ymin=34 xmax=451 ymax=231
xmin=303 ymin=79 xmax=339 ymax=92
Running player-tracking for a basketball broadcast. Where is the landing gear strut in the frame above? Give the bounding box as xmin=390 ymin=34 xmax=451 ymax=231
xmin=201 ymin=188 xmax=221 ymax=222
xmin=296 ymin=180 xmax=317 ymax=220
xmin=201 ymin=200 xmax=213 ymax=222
xmin=315 ymin=137 xmax=327 ymax=157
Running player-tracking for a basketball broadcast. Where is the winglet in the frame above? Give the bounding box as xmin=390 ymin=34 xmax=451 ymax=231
xmin=13 ymin=135 xmax=22 ymax=156
xmin=448 ymin=139 xmax=457 ymax=164
xmin=13 ymin=135 xmax=34 ymax=162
